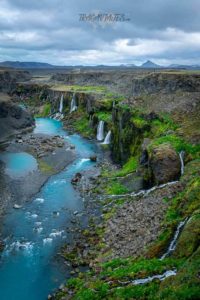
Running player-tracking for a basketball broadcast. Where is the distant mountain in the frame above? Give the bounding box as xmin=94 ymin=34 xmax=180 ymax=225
xmin=141 ymin=60 xmax=162 ymax=68
xmin=0 ymin=61 xmax=58 ymax=69
xmin=169 ymin=64 xmax=200 ymax=70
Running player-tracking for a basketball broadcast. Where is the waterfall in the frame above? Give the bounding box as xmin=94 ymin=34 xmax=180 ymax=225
xmin=105 ymin=180 xmax=179 ymax=201
xmin=59 ymin=94 xmax=64 ymax=113
xmin=102 ymin=130 xmax=111 ymax=145
xmin=109 ymin=269 xmax=177 ymax=287
xmin=179 ymin=151 xmax=185 ymax=175
xmin=131 ymin=269 xmax=177 ymax=285
xmin=113 ymin=101 xmax=115 ymax=108
xmin=70 ymin=93 xmax=77 ymax=113
xmin=160 ymin=217 xmax=189 ymax=260
xmin=97 ymin=121 xmax=104 ymax=141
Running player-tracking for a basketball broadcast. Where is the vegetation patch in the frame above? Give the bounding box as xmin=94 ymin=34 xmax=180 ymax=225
xmin=148 ymin=134 xmax=200 ymax=159
xmin=73 ymin=114 xmax=94 ymax=137
xmin=35 ymin=103 xmax=51 ymax=117
xmin=105 ymin=181 xmax=128 ymax=195
xmin=38 ymin=159 xmax=54 ymax=174
xmin=51 ymin=84 xmax=107 ymax=93
xmin=95 ymin=111 xmax=112 ymax=123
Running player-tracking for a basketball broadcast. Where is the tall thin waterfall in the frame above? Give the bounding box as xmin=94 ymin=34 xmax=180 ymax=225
xmin=89 ymin=115 xmax=93 ymax=127
xmin=179 ymin=151 xmax=185 ymax=175
xmin=59 ymin=94 xmax=64 ymax=113
xmin=97 ymin=121 xmax=104 ymax=141
xmin=160 ymin=217 xmax=189 ymax=260
xmin=102 ymin=130 xmax=111 ymax=144
xmin=70 ymin=93 xmax=77 ymax=113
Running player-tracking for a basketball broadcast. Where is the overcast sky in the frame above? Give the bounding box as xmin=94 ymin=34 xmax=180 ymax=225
xmin=0 ymin=0 xmax=200 ymax=66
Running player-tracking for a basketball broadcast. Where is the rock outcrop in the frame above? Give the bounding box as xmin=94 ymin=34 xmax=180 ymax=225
xmin=0 ymin=68 xmax=30 ymax=93
xmin=148 ymin=143 xmax=181 ymax=184
xmin=0 ymin=99 xmax=34 ymax=143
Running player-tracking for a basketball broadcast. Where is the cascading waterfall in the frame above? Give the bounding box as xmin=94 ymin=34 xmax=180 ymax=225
xmin=102 ymin=130 xmax=111 ymax=145
xmin=97 ymin=121 xmax=104 ymax=141
xmin=105 ymin=180 xmax=179 ymax=201
xmin=160 ymin=217 xmax=189 ymax=260
xmin=70 ymin=93 xmax=77 ymax=113
xmin=59 ymin=94 xmax=64 ymax=113
xmin=179 ymin=150 xmax=185 ymax=175
xmin=108 ymin=269 xmax=177 ymax=287
xmin=132 ymin=269 xmax=177 ymax=285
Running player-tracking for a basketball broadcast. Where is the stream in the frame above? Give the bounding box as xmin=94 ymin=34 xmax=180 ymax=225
xmin=0 ymin=118 xmax=99 ymax=300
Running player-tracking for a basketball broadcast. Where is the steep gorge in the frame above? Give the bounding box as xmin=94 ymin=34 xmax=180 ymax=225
xmin=1 ymin=70 xmax=200 ymax=299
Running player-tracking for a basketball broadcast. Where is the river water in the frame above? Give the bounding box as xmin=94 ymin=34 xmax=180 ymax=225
xmin=0 ymin=118 xmax=98 ymax=300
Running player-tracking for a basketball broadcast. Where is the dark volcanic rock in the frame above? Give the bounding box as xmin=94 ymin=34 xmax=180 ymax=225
xmin=90 ymin=155 xmax=97 ymax=162
xmin=71 ymin=172 xmax=82 ymax=185
xmin=0 ymin=99 xmax=34 ymax=142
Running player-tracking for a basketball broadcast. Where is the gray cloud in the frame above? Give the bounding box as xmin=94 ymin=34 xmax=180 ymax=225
xmin=0 ymin=0 xmax=200 ymax=65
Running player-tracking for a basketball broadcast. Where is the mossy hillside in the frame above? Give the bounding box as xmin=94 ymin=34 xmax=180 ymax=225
xmin=146 ymin=159 xmax=200 ymax=259
xmin=157 ymin=246 xmax=200 ymax=300
xmin=173 ymin=213 xmax=200 ymax=259
xmin=54 ymin=153 xmax=200 ymax=300
xmin=65 ymin=109 xmax=94 ymax=138
xmin=55 ymin=256 xmax=184 ymax=300
xmin=54 ymin=160 xmax=199 ymax=300
xmin=105 ymin=181 xmax=128 ymax=195
xmin=111 ymin=107 xmax=151 ymax=163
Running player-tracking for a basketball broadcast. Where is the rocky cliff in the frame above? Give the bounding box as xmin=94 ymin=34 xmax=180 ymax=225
xmin=0 ymin=98 xmax=34 ymax=143
xmin=51 ymin=71 xmax=200 ymax=96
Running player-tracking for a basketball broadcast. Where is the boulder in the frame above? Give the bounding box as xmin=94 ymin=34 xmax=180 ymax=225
xmin=149 ymin=143 xmax=181 ymax=184
xmin=71 ymin=172 xmax=82 ymax=184
xmin=90 ymin=155 xmax=97 ymax=162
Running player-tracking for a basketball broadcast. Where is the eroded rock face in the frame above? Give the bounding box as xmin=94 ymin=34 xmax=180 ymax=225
xmin=149 ymin=143 xmax=181 ymax=184
xmin=0 ymin=100 xmax=34 ymax=142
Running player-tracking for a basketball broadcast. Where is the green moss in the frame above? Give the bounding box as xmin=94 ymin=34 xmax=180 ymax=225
xmin=51 ymin=84 xmax=107 ymax=93
xmin=151 ymin=118 xmax=177 ymax=137
xmin=131 ymin=116 xmax=148 ymax=128
xmin=100 ymin=257 xmax=182 ymax=280
xmin=147 ymin=159 xmax=200 ymax=258
xmin=73 ymin=115 xmax=93 ymax=137
xmin=148 ymin=134 xmax=200 ymax=158
xmin=114 ymin=156 xmax=139 ymax=177
xmin=105 ymin=181 xmax=128 ymax=195
xmin=38 ymin=159 xmax=54 ymax=174
xmin=35 ymin=103 xmax=51 ymax=117
xmin=96 ymin=111 xmax=112 ymax=122
xmin=111 ymin=282 xmax=159 ymax=300
xmin=173 ymin=214 xmax=200 ymax=258
xmin=157 ymin=246 xmax=200 ymax=300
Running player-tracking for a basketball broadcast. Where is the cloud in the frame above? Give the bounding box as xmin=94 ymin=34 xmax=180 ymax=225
xmin=0 ymin=0 xmax=199 ymax=65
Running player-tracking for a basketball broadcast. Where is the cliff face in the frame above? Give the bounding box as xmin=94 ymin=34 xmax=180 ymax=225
xmin=51 ymin=71 xmax=200 ymax=96
xmin=111 ymin=107 xmax=150 ymax=163
xmin=131 ymin=73 xmax=200 ymax=95
xmin=0 ymin=68 xmax=30 ymax=93
xmin=0 ymin=99 xmax=35 ymax=143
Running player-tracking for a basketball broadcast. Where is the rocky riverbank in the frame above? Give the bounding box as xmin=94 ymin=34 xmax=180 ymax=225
xmin=0 ymin=130 xmax=76 ymax=215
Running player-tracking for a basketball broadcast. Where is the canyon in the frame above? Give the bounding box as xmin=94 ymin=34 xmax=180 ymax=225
xmin=0 ymin=67 xmax=199 ymax=300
